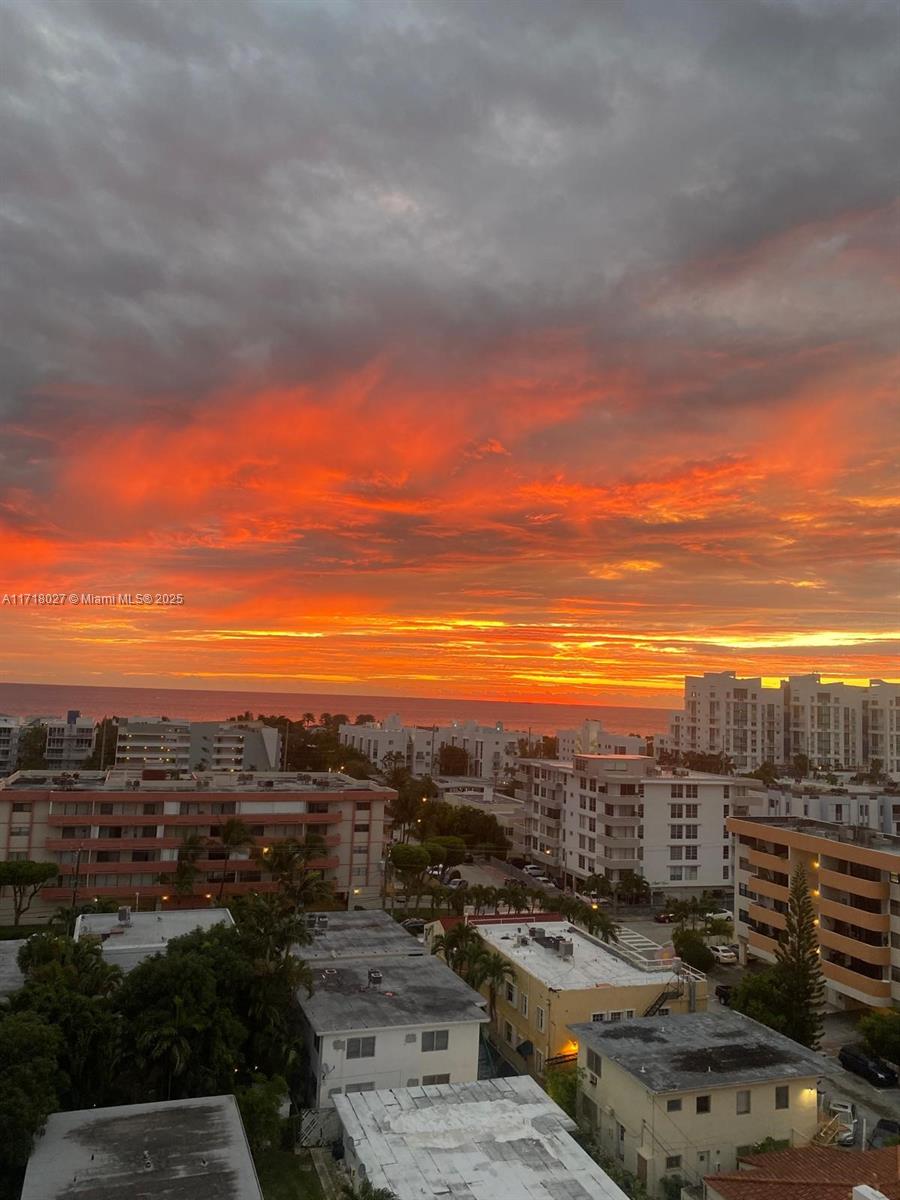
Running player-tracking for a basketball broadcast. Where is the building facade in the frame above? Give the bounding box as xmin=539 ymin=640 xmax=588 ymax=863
xmin=339 ymin=716 xmax=528 ymax=780
xmin=298 ymin=954 xmax=486 ymax=1107
xmin=557 ymin=720 xmax=647 ymax=761
xmin=114 ymin=718 xmax=192 ymax=770
xmin=571 ymin=1011 xmax=821 ymax=1198
xmin=430 ymin=916 xmax=706 ymax=1080
xmin=40 ymin=712 xmax=97 ymax=770
xmin=188 ymin=721 xmax=282 ymax=772
xmin=0 ymin=768 xmax=393 ymax=919
xmin=729 ymin=815 xmax=900 ymax=1010
xmin=667 ymin=672 xmax=900 ymax=774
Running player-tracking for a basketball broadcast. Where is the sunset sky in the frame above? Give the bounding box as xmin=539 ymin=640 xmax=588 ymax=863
xmin=0 ymin=0 xmax=898 ymax=706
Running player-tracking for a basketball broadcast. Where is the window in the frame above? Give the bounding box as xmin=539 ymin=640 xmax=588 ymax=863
xmin=670 ymin=802 xmax=683 ymax=817
xmin=504 ymin=1021 xmax=513 ymax=1043
xmin=345 ymin=1081 xmax=375 ymax=1093
xmin=723 ymin=845 xmax=730 ymax=858
xmin=736 ymin=1090 xmax=751 ymax=1114
xmin=685 ymin=802 xmax=698 ymax=817
xmin=11 ymin=803 xmax=30 ymax=813
xmin=505 ymin=981 xmax=516 ymax=1004
xmin=354 ymin=823 xmax=369 ymax=832
xmin=10 ymin=826 xmax=29 ymax=837
xmin=723 ymin=866 xmax=730 ymax=880
xmin=665 ymin=1156 xmax=682 ymax=1170
xmin=775 ymin=1085 xmax=789 ymax=1110
xmin=346 ymin=1036 xmax=376 ymax=1059
xmin=422 ymin=1029 xmax=449 ymax=1052
xmin=591 ymin=1012 xmax=604 ymax=1023
xmin=671 ymin=786 xmax=684 ymax=799
xmin=669 ymin=867 xmax=683 ymax=881
xmin=684 ymin=845 xmax=698 ymax=860
xmin=685 ymin=786 xmax=698 ymax=800
xmin=422 ymin=1073 xmax=451 ymax=1085
xmin=535 ymin=1049 xmax=544 ymax=1073
xmin=608 ymin=1011 xmax=623 ymax=1022
xmin=669 ymin=846 xmax=683 ymax=860
xmin=670 ymin=824 xmax=683 ymax=839
xmin=684 ymin=824 xmax=698 ymax=839
xmin=667 ymin=1098 xmax=682 ymax=1112
xmin=520 ymin=993 xmax=528 ymax=1018
xmin=696 ymin=1095 xmax=710 ymax=1114
xmin=587 ymin=1048 xmax=602 ymax=1075
xmin=536 ymin=1006 xmax=545 ymax=1032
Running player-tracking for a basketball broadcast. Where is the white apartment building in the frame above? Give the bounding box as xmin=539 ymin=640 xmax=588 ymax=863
xmin=516 ymin=753 xmax=765 ymax=897
xmin=339 ymin=716 xmax=528 ymax=780
xmin=298 ymin=953 xmax=487 ymax=1107
xmin=641 ymin=772 xmax=766 ymax=894
xmin=434 ymin=776 xmax=529 ymax=858
xmin=41 ymin=711 xmax=96 ymax=770
xmin=667 ymin=672 xmax=900 ymax=774
xmin=557 ymin=720 xmax=647 ymax=761
xmin=0 ymin=716 xmax=21 ymax=775
xmin=114 ymin=717 xmax=191 ymax=770
xmin=188 ymin=721 xmax=282 ymax=772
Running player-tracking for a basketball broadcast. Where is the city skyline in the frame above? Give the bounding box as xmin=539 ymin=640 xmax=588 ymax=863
xmin=1 ymin=1 xmax=898 ymax=704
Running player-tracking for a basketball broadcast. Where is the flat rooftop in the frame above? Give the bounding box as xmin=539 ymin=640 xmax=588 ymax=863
xmin=0 ymin=767 xmax=392 ymax=793
xmin=335 ymin=1075 xmax=630 ymax=1200
xmin=300 ymin=910 xmax=425 ymax=961
xmin=74 ymin=908 xmax=234 ymax=972
xmin=300 ymin=954 xmax=487 ymax=1035
xmin=569 ymin=1010 xmax=824 ymax=1094
xmin=20 ymin=1094 xmax=262 ymax=1200
xmin=731 ymin=815 xmax=900 ymax=857
xmin=477 ymin=919 xmax=679 ymax=991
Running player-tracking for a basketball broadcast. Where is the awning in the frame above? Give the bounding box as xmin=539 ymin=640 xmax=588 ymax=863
xmin=516 ymin=1040 xmax=534 ymax=1057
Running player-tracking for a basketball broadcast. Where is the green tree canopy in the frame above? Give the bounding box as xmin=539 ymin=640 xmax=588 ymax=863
xmin=859 ymin=1009 xmax=900 ymax=1064
xmin=235 ymin=1073 xmax=289 ymax=1157
xmin=0 ymin=1010 xmax=61 ymax=1197
xmin=15 ymin=724 xmax=47 ymax=770
xmin=0 ymin=860 xmax=59 ymax=925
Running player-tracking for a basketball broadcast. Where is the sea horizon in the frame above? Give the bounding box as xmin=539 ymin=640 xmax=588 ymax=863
xmin=0 ymin=679 xmax=675 ymax=736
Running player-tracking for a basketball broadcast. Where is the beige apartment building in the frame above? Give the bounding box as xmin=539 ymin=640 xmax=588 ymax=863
xmin=429 ymin=916 xmax=707 ymax=1079
xmin=0 ymin=767 xmax=393 ymax=920
xmin=729 ymin=815 xmax=900 ymax=1010
xmin=570 ymin=1011 xmax=822 ymax=1198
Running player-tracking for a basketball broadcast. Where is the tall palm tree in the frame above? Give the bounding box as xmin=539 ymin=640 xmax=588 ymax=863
xmin=431 ymin=922 xmax=483 ymax=974
xmin=469 ymin=949 xmax=516 ymax=1021
xmin=136 ymin=994 xmax=204 ymax=1100
xmin=214 ymin=818 xmax=254 ymax=902
xmin=256 ymin=837 xmax=333 ymax=909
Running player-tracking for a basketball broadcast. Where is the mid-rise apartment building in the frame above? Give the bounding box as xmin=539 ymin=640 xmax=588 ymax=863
xmin=515 ymin=753 xmax=764 ymax=895
xmin=571 ymin=1011 xmax=821 ymax=1197
xmin=429 ymin=916 xmax=706 ymax=1080
xmin=729 ymin=815 xmax=900 ymax=1010
xmin=0 ymin=716 xmax=21 ymax=775
xmin=114 ymin=717 xmax=192 ymax=770
xmin=556 ymin=720 xmax=647 ymax=761
xmin=188 ymin=721 xmax=282 ymax=772
xmin=667 ymin=672 xmax=900 ymax=774
xmin=41 ymin=711 xmax=97 ymax=770
xmin=339 ymin=716 xmax=527 ymax=780
xmin=0 ymin=768 xmax=394 ymax=919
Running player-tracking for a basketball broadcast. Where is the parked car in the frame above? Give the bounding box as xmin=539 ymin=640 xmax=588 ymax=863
xmin=401 ymin=917 xmax=425 ymax=935
xmin=868 ymin=1118 xmax=900 ymax=1148
xmin=704 ymin=910 xmax=733 ymax=923
xmin=654 ymin=912 xmax=676 ymax=924
xmin=829 ymin=1101 xmax=857 ymax=1146
xmin=446 ymin=878 xmax=468 ymax=891
xmin=714 ymin=983 xmax=733 ymax=1005
xmin=426 ymin=865 xmax=443 ymax=877
xmin=838 ymin=1045 xmax=899 ymax=1088
xmin=532 ymin=875 xmax=554 ymax=886
xmin=710 ymin=945 xmax=738 ymax=965
xmin=522 ymin=864 xmax=544 ymax=876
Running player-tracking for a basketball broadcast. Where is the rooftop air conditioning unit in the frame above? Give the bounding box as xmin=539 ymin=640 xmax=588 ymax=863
xmin=559 ymin=940 xmax=574 ymax=958
xmin=368 ymin=968 xmax=383 ymax=988
xmin=117 ymin=906 xmax=132 ymax=925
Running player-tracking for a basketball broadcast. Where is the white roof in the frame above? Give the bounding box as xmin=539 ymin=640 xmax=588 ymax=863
xmin=335 ymin=1075 xmax=630 ymax=1200
xmin=74 ymin=907 xmax=233 ymax=950
xmin=477 ymin=919 xmax=677 ymax=990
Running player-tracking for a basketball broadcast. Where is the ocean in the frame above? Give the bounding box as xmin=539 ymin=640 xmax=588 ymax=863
xmin=0 ymin=681 xmax=674 ymax=736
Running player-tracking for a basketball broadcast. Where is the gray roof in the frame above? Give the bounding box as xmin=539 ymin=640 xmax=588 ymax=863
xmin=569 ymin=1010 xmax=824 ymax=1094
xmin=300 ymin=953 xmax=488 ymax=1034
xmin=74 ymin=908 xmax=234 ymax=973
xmin=335 ymin=1075 xmax=631 ymax=1200
xmin=20 ymin=1095 xmax=263 ymax=1200
xmin=0 ymin=940 xmax=24 ymax=999
xmin=300 ymin=909 xmax=424 ymax=961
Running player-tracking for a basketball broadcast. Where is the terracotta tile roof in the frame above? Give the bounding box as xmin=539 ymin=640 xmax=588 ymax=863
xmin=706 ymin=1146 xmax=900 ymax=1200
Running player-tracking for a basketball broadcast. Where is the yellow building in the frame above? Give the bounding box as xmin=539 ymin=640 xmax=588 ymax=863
xmin=571 ymin=1010 xmax=822 ymax=1198
xmin=729 ymin=816 xmax=900 ymax=1010
xmin=434 ymin=917 xmax=707 ymax=1078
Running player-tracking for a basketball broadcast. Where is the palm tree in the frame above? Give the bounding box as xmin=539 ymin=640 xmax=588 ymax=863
xmin=256 ymin=837 xmax=333 ymax=909
xmin=431 ymin=922 xmax=483 ymax=974
xmin=469 ymin=949 xmax=515 ymax=1021
xmin=341 ymin=1177 xmax=399 ymax=1200
xmin=136 ymin=994 xmax=204 ymax=1100
xmin=467 ymin=884 xmax=489 ymax=915
xmin=213 ymin=818 xmax=254 ymax=902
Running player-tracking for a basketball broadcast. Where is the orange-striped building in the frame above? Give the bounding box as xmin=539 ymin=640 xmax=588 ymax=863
xmin=0 ymin=767 xmax=393 ymax=919
xmin=729 ymin=815 xmax=900 ymax=1010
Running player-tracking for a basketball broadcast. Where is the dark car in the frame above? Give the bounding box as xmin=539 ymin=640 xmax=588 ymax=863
xmin=838 ymin=1044 xmax=899 ymax=1088
xmin=715 ymin=984 xmax=733 ymax=1005
xmin=868 ymin=1119 xmax=900 ymax=1148
xmin=654 ymin=912 xmax=676 ymax=924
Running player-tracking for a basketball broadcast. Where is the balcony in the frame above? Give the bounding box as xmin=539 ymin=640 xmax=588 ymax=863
xmin=750 ymin=876 xmax=789 ymax=902
xmin=822 ymin=960 xmax=892 ymax=1003
xmin=819 ymin=867 xmax=888 ymax=901
xmin=748 ymin=929 xmax=779 ymax=957
xmin=46 ymin=836 xmax=181 ymax=853
xmin=819 ymin=896 xmax=889 ymax=934
xmin=819 ymin=927 xmax=890 ymax=967
xmin=748 ymin=847 xmax=790 ymax=874
xmin=749 ymin=902 xmax=786 ymax=931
